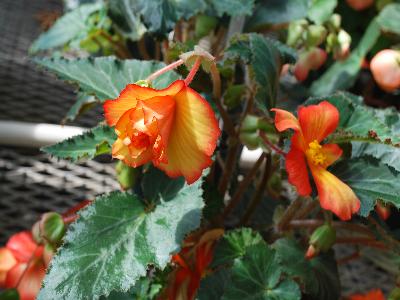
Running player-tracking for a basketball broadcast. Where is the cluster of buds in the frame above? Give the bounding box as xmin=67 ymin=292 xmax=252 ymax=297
xmin=287 ymin=14 xmax=351 ymax=81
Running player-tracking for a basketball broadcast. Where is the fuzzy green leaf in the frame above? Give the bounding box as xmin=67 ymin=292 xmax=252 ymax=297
xmin=332 ymin=157 xmax=400 ymax=216
xmin=308 ymin=0 xmax=337 ymax=24
xmin=377 ymin=3 xmax=400 ymax=35
xmin=38 ymin=181 xmax=204 ymax=300
xmin=221 ymin=244 xmax=301 ymax=300
xmin=212 ymin=0 xmax=255 ymax=17
xmin=64 ymin=92 xmax=98 ymax=123
xmin=34 ymin=57 xmax=180 ymax=101
xmin=30 ymin=3 xmax=103 ymax=53
xmin=41 ymin=125 xmax=116 ymax=161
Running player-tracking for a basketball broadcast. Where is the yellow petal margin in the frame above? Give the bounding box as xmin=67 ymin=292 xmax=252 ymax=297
xmin=158 ymin=86 xmax=221 ymax=184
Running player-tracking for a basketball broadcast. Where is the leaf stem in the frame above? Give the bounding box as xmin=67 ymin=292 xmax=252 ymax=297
xmin=223 ymin=153 xmax=266 ymax=217
xmin=218 ymin=139 xmax=240 ymax=196
xmin=146 ymin=59 xmax=184 ymax=83
xmin=184 ymin=57 xmax=202 ymax=86
xmin=335 ymin=237 xmax=387 ymax=249
xmin=239 ymin=154 xmax=272 ymax=225
xmin=277 ymin=197 xmax=304 ymax=231
xmin=259 ymin=131 xmax=286 ymax=156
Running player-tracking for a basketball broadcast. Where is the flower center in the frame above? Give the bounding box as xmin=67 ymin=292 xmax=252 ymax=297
xmin=306 ymin=140 xmax=326 ymax=166
xmin=131 ymin=131 xmax=151 ymax=149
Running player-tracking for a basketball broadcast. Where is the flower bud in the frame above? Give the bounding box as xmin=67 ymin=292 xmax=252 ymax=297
xmin=306 ymin=224 xmax=336 ymax=259
xmin=346 ymin=0 xmax=374 ymax=10
xmin=326 ymin=14 xmax=341 ymax=32
xmin=294 ymin=48 xmax=327 ymax=81
xmin=0 ymin=289 xmax=19 ymax=300
xmin=376 ymin=201 xmax=391 ymax=220
xmin=333 ymin=30 xmax=351 ymax=60
xmin=370 ymin=49 xmax=400 ymax=92
xmin=306 ymin=25 xmax=327 ymax=47
xmin=287 ymin=20 xmax=308 ymax=47
xmin=31 ymin=221 xmax=43 ymax=244
xmin=39 ymin=212 xmax=66 ymax=245
xmin=116 ymin=161 xmax=139 ymax=190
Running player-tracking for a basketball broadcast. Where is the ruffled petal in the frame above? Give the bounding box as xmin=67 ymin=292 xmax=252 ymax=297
xmin=271 ymin=108 xmax=301 ymax=132
xmin=286 ymin=146 xmax=312 ymax=196
xmin=104 ymin=80 xmax=184 ymax=126
xmin=158 ymin=86 xmax=220 ymax=184
xmin=112 ymin=138 xmax=153 ymax=167
xmin=321 ymin=143 xmax=342 ymax=167
xmin=0 ymin=248 xmax=17 ymax=286
xmin=5 ymin=261 xmax=45 ymax=300
xmin=6 ymin=232 xmax=38 ymax=263
xmin=310 ymin=165 xmax=360 ymax=220
xmin=298 ymin=101 xmax=339 ymax=144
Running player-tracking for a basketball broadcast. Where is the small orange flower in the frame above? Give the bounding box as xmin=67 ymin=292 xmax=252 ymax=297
xmin=164 ymin=229 xmax=223 ymax=300
xmin=272 ymin=101 xmax=360 ymax=220
xmin=0 ymin=231 xmax=46 ymax=300
xmin=104 ymin=80 xmax=220 ymax=184
xmin=349 ymin=289 xmax=385 ymax=300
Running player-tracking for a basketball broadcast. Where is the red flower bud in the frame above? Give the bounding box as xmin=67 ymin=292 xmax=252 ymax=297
xmin=370 ymin=49 xmax=400 ymax=92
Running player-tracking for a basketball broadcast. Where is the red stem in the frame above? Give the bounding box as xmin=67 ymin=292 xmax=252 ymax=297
xmin=259 ymin=132 xmax=286 ymax=156
xmin=184 ymin=57 xmax=202 ymax=86
xmin=146 ymin=59 xmax=184 ymax=82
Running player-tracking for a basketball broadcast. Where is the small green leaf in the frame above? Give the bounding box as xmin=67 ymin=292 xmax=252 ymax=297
xmin=212 ymin=228 xmax=264 ymax=267
xmin=221 ymin=244 xmax=301 ymax=300
xmin=310 ymin=19 xmax=380 ymax=95
xmin=246 ymin=0 xmax=310 ymax=30
xmin=30 ymin=3 xmax=102 ymax=53
xmin=332 ymin=157 xmax=400 ymax=216
xmin=41 ymin=125 xmax=116 ymax=161
xmin=38 ymin=179 xmax=204 ymax=300
xmin=64 ymin=92 xmax=98 ymax=123
xmin=34 ymin=57 xmax=180 ymax=101
xmin=377 ymin=3 xmax=400 ymax=35
xmin=308 ymin=0 xmax=337 ymax=24
xmin=273 ymin=238 xmax=340 ymax=300
xmin=225 ymin=34 xmax=296 ymax=112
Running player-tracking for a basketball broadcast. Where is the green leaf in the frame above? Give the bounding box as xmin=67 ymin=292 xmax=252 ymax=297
xmin=212 ymin=228 xmax=264 ymax=267
xmin=108 ymin=0 xmax=147 ymax=41
xmin=352 ymin=142 xmax=400 ymax=172
xmin=34 ymin=57 xmax=180 ymax=101
xmin=377 ymin=3 xmax=400 ymax=35
xmin=64 ymin=92 xmax=98 ymax=123
xmin=101 ymin=277 xmax=162 ymax=300
xmin=197 ymin=268 xmax=232 ymax=300
xmin=41 ymin=125 xmax=116 ymax=161
xmin=127 ymin=0 xmax=207 ymax=33
xmin=246 ymin=0 xmax=310 ymax=30
xmin=310 ymin=19 xmax=380 ymax=96
xmin=308 ymin=0 xmax=337 ymax=24
xmin=273 ymin=238 xmax=340 ymax=300
xmin=221 ymin=244 xmax=301 ymax=300
xmin=141 ymin=166 xmax=185 ymax=202
xmin=38 ymin=181 xmax=204 ymax=300
xmin=225 ymin=34 xmax=296 ymax=112
xmin=332 ymin=157 xmax=400 ymax=216
xmin=30 ymin=3 xmax=102 ymax=53
xmin=212 ymin=0 xmax=255 ymax=17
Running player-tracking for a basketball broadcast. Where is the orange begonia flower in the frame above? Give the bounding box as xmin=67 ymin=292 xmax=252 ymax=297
xmin=1 ymin=231 xmax=46 ymax=300
xmin=163 ymin=229 xmax=223 ymax=300
xmin=272 ymin=101 xmax=360 ymax=220
xmin=349 ymin=289 xmax=385 ymax=300
xmin=104 ymin=80 xmax=221 ymax=184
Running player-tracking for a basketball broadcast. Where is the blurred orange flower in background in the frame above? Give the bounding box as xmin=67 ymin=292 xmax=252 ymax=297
xmin=349 ymin=289 xmax=385 ymax=300
xmin=272 ymin=101 xmax=360 ymax=220
xmin=0 ymin=231 xmax=46 ymax=300
xmin=104 ymin=80 xmax=220 ymax=184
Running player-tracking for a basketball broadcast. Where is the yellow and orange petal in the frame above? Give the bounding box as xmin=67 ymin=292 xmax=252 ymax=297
xmin=298 ymin=101 xmax=339 ymax=144
xmin=157 ymin=86 xmax=220 ymax=184
xmin=286 ymin=147 xmax=312 ymax=196
xmin=271 ymin=108 xmax=301 ymax=132
xmin=0 ymin=248 xmax=17 ymax=286
xmin=310 ymin=165 xmax=360 ymax=220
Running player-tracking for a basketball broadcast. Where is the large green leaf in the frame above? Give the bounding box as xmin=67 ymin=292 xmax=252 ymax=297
xmin=108 ymin=0 xmax=148 ymax=41
xmin=307 ymin=0 xmax=337 ymax=24
xmin=38 ymin=182 xmax=204 ymax=299
xmin=225 ymin=34 xmax=297 ymax=112
xmin=197 ymin=268 xmax=232 ymax=300
xmin=34 ymin=57 xmax=180 ymax=101
xmin=272 ymin=238 xmax=340 ymax=300
xmin=212 ymin=228 xmax=264 ymax=267
xmin=221 ymin=244 xmax=301 ymax=300
xmin=41 ymin=125 xmax=116 ymax=161
xmin=246 ymin=0 xmax=310 ymax=30
xmin=332 ymin=157 xmax=400 ymax=216
xmin=30 ymin=3 xmax=102 ymax=53
xmin=310 ymin=19 xmax=380 ymax=96
xmin=212 ymin=0 xmax=255 ymax=17
xmin=352 ymin=142 xmax=400 ymax=172
xmin=126 ymin=0 xmax=207 ymax=33
xmin=377 ymin=3 xmax=400 ymax=35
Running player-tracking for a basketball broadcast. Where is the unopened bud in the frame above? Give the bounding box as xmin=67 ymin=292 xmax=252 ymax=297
xmin=31 ymin=220 xmax=43 ymax=244
xmin=376 ymin=201 xmax=391 ymax=220
xmin=39 ymin=212 xmax=66 ymax=245
xmin=326 ymin=14 xmax=341 ymax=32
xmin=305 ymin=244 xmax=318 ymax=259
xmin=306 ymin=25 xmax=327 ymax=47
xmin=307 ymin=224 xmax=336 ymax=259
xmin=287 ymin=19 xmax=308 ymax=47
xmin=116 ymin=161 xmax=138 ymax=190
